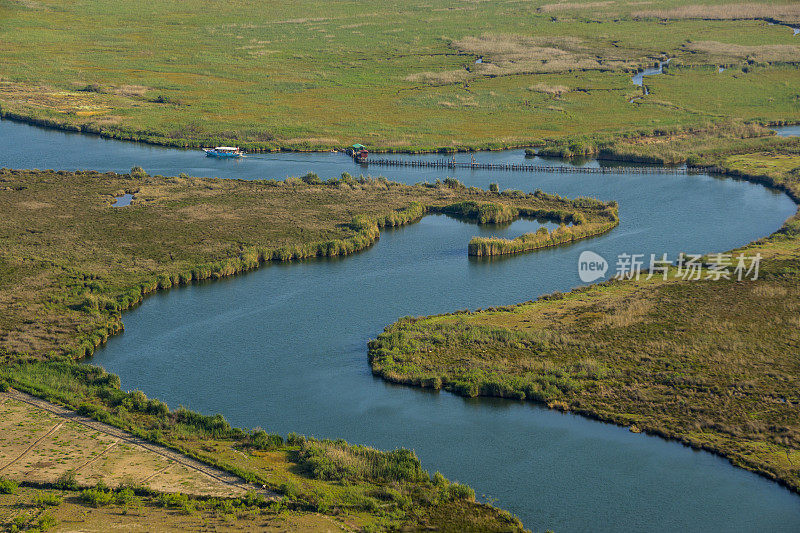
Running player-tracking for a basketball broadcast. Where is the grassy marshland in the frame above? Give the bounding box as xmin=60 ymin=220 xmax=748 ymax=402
xmin=530 ymin=120 xmax=796 ymax=164
xmin=0 ymin=167 xmax=615 ymax=531
xmin=0 ymin=0 xmax=798 ymax=150
xmin=370 ymin=133 xmax=800 ymax=495
xmin=0 ymin=168 xmax=612 ymax=363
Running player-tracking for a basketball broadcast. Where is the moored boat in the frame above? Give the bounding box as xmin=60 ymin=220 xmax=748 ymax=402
xmin=203 ymin=146 xmax=243 ymax=158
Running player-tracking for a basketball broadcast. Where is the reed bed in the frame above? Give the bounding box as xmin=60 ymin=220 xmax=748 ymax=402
xmin=468 ymin=206 xmax=619 ymax=256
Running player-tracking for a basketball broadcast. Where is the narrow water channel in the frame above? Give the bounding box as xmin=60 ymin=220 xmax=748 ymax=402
xmin=2 ymin=118 xmax=799 ymax=531
xmin=631 ymin=59 xmax=670 ymax=96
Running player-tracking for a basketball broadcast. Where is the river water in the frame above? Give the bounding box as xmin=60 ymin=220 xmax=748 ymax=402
xmin=2 ymin=118 xmax=799 ymax=531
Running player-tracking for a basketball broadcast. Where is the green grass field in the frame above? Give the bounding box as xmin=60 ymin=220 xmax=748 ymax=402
xmin=0 ymin=0 xmax=798 ymax=150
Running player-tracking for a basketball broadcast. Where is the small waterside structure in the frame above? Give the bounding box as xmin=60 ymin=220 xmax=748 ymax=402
xmin=347 ymin=143 xmax=368 ymax=163
xmin=203 ymin=146 xmax=243 ymax=158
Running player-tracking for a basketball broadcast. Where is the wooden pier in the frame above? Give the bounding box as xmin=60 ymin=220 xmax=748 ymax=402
xmin=364 ymin=158 xmax=694 ymax=175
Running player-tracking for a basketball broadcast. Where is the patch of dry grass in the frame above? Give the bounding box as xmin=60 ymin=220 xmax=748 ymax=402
xmin=443 ymin=34 xmax=639 ymax=78
xmin=538 ymin=1 xmax=615 ymax=13
xmin=405 ymin=69 xmax=471 ymax=84
xmin=634 ymin=3 xmax=800 ymax=24
xmin=685 ymin=41 xmax=800 ymax=63
xmin=528 ymin=82 xmax=571 ymax=96
xmin=0 ymin=396 xmax=244 ymax=496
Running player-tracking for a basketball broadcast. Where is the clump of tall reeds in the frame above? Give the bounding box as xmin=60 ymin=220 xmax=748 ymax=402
xmin=296 ymin=437 xmax=428 ymax=484
xmin=440 ymin=201 xmax=518 ymax=224
xmin=468 ymin=205 xmax=619 ymax=256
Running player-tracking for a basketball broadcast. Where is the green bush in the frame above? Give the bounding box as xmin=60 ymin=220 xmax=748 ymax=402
xmin=36 ymin=513 xmax=58 ymax=531
xmin=286 ymin=432 xmax=305 ymax=446
xmin=297 ymin=439 xmax=427 ymax=483
xmin=114 ymin=487 xmax=136 ymax=506
xmin=0 ymin=477 xmax=19 ymax=494
xmin=129 ymin=166 xmax=147 ymax=178
xmin=80 ymin=486 xmax=114 ymax=507
xmin=173 ymin=408 xmax=232 ymax=438
xmin=247 ymin=429 xmax=284 ymax=450
xmin=446 ymin=482 xmax=475 ymax=501
xmin=300 ymin=172 xmax=322 ymax=185
xmin=35 ymin=492 xmax=63 ymax=506
xmin=158 ymin=492 xmax=196 ymax=514
xmin=54 ymin=471 xmax=78 ymax=490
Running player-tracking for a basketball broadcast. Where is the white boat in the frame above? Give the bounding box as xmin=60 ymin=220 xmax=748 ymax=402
xmin=203 ymin=146 xmax=243 ymax=158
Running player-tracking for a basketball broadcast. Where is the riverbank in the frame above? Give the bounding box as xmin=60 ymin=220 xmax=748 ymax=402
xmin=369 ymin=133 xmax=800 ymax=495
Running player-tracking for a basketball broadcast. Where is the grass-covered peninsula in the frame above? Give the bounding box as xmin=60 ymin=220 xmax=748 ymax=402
xmin=370 ymin=131 xmax=800 ymax=495
xmin=0 ymin=0 xmax=798 ymax=151
xmin=0 ymin=168 xmax=614 ymax=363
xmin=0 ymin=166 xmax=617 ymax=530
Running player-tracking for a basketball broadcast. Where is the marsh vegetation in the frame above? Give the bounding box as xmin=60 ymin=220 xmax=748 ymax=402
xmin=370 ymin=133 xmax=800 ymax=495
xmin=0 ymin=1 xmax=798 ymax=150
xmin=0 ymin=168 xmax=610 ymax=364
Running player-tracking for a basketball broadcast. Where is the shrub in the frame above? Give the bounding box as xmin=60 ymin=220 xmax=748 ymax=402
xmin=35 ymin=492 xmax=63 ymax=506
xmin=442 ymin=177 xmax=464 ymax=189
xmin=300 ymin=172 xmax=322 ymax=185
xmin=114 ymin=487 xmax=136 ymax=506
xmin=129 ymin=166 xmax=147 ymax=178
xmin=158 ymin=492 xmax=195 ymax=514
xmin=37 ymin=513 xmax=58 ymax=531
xmin=286 ymin=432 xmax=305 ymax=446
xmin=54 ymin=471 xmax=78 ymax=490
xmin=446 ymin=482 xmax=475 ymax=501
xmin=279 ymin=481 xmax=301 ymax=499
xmin=247 ymin=429 xmax=284 ymax=450
xmin=297 ymin=439 xmax=427 ymax=483
xmin=489 ymin=182 xmax=499 ymax=193
xmin=173 ymin=409 xmax=232 ymax=438
xmin=80 ymin=486 xmax=114 ymax=507
xmin=0 ymin=477 xmax=19 ymax=494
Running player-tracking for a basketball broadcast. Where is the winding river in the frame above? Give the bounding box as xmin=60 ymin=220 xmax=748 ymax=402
xmin=2 ymin=118 xmax=800 ymax=531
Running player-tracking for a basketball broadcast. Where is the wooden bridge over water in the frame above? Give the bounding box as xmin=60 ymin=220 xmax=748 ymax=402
xmin=364 ymin=158 xmax=696 ymax=175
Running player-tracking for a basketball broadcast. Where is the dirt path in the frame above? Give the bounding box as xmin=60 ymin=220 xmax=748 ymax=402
xmin=3 ymin=389 xmax=278 ymax=499
xmin=0 ymin=421 xmax=63 ymax=473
